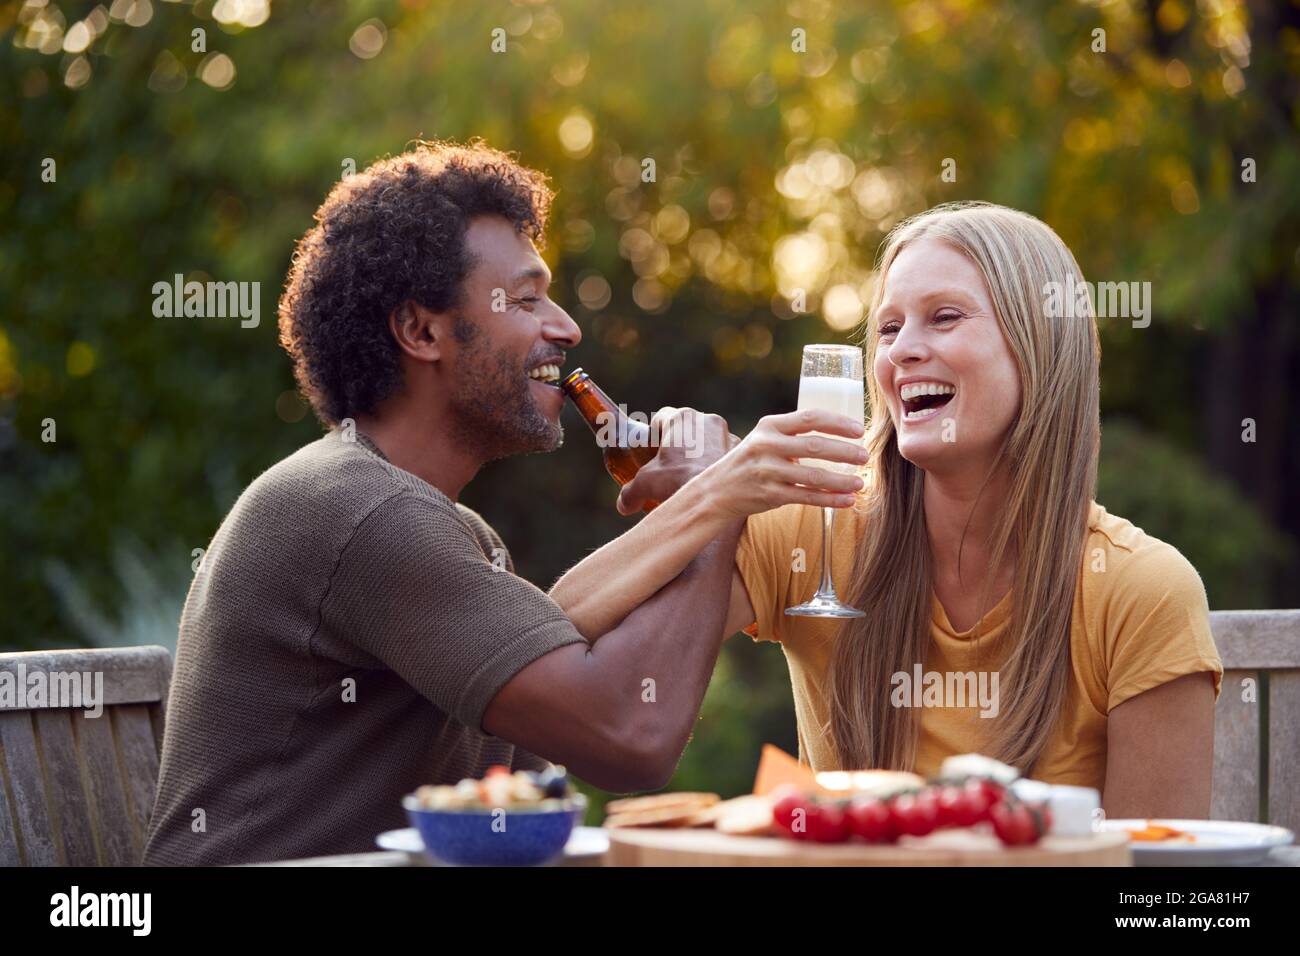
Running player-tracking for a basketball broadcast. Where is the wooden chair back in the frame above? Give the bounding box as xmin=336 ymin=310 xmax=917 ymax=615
xmin=0 ymin=646 xmax=172 ymax=866
xmin=1209 ymin=610 xmax=1300 ymax=836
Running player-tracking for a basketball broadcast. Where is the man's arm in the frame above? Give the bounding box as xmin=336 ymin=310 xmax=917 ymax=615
xmin=548 ymin=467 xmax=737 ymax=642
xmin=549 ymin=407 xmax=866 ymax=641
xmin=486 ymin=406 xmax=862 ymax=793
xmin=483 ymin=519 xmax=743 ymax=794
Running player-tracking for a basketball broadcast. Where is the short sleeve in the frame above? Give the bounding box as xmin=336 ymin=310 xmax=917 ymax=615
xmin=320 ymin=493 xmax=589 ymax=731
xmin=736 ymin=505 xmax=806 ymax=644
xmin=1101 ymin=542 xmax=1224 ymax=712
xmin=455 ymin=502 xmax=514 ymax=574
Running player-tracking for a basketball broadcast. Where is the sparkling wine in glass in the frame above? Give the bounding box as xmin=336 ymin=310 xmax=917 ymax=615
xmin=784 ymin=344 xmax=866 ymax=619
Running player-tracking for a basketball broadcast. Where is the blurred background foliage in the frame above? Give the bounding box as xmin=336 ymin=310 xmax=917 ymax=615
xmin=2 ymin=0 xmax=1297 ymax=813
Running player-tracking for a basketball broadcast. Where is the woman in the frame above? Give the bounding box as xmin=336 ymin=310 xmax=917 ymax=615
xmin=553 ymin=202 xmax=1222 ymax=819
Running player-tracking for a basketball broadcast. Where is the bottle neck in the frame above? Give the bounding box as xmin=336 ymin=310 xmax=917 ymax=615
xmin=562 ymin=370 xmax=617 ymax=437
xmin=561 ymin=369 xmax=653 ymax=449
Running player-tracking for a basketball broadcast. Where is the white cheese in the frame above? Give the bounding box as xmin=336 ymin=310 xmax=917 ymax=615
xmin=938 ymin=753 xmax=1022 ymax=785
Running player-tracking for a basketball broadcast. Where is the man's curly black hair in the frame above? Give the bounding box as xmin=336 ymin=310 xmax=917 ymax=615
xmin=277 ymin=139 xmax=554 ymax=426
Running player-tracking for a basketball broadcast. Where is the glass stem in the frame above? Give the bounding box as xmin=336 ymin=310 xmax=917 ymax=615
xmin=816 ymin=506 xmax=838 ymax=600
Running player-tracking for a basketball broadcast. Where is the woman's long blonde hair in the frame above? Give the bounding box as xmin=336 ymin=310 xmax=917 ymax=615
xmin=827 ymin=201 xmax=1100 ymax=774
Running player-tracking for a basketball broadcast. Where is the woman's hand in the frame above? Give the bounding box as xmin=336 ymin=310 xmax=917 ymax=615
xmin=620 ymin=408 xmax=867 ymax=519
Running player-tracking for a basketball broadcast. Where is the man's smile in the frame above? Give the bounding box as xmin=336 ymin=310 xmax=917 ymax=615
xmin=526 ymin=357 xmax=566 ymax=417
xmin=527 ymin=361 xmax=563 ymax=386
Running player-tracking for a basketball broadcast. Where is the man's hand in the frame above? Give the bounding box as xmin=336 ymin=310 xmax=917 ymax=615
xmin=616 ymin=406 xmax=732 ymax=515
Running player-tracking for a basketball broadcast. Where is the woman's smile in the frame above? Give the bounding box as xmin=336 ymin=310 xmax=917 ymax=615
xmin=897 ymin=377 xmax=958 ymax=423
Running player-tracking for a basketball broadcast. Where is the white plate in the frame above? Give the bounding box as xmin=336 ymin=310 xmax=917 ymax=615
xmin=375 ymin=825 xmax=609 ymax=865
xmin=1101 ymin=819 xmax=1294 ymax=866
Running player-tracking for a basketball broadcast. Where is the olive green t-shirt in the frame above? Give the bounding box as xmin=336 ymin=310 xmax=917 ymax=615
xmin=143 ymin=429 xmax=587 ymax=865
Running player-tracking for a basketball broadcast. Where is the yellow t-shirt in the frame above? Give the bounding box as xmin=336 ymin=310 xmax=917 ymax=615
xmin=735 ymin=500 xmax=1223 ymax=792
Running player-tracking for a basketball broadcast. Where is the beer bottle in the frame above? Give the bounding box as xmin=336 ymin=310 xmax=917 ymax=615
xmin=560 ymin=368 xmax=660 ymax=510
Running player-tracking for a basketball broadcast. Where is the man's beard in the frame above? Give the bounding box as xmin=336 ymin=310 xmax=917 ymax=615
xmin=447 ymin=339 xmax=563 ymax=463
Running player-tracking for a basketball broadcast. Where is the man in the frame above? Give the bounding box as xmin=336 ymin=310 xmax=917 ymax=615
xmin=142 ymin=140 xmax=742 ymax=865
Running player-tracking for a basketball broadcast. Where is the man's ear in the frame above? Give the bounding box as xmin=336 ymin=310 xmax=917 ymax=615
xmin=387 ymin=300 xmax=445 ymax=363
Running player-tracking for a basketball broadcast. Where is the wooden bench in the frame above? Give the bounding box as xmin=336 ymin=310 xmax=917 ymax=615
xmin=0 ymin=646 xmax=171 ymax=865
xmin=1209 ymin=610 xmax=1300 ymax=836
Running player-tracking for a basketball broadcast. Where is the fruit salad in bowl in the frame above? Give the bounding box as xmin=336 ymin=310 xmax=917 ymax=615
xmin=403 ymin=765 xmax=586 ymax=866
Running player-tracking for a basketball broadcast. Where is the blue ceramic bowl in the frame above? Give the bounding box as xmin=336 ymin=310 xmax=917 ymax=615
xmin=403 ymin=793 xmax=587 ymax=866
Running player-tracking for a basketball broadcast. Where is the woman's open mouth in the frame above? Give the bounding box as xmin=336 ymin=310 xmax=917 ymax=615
xmin=899 ymin=381 xmax=956 ymax=423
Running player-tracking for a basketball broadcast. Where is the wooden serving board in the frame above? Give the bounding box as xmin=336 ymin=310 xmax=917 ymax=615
xmin=607 ymin=826 xmax=1131 ymax=867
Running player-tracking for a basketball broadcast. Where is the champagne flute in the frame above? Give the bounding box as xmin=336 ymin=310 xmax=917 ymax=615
xmin=784 ymin=344 xmax=866 ymax=619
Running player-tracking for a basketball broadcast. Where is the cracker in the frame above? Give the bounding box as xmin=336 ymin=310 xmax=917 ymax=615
xmin=604 ymin=791 xmax=719 ymax=816
xmin=603 ymin=805 xmax=708 ymax=828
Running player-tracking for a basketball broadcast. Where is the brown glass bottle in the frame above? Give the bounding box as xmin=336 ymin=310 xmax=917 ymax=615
xmin=560 ymin=368 xmax=660 ymax=510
